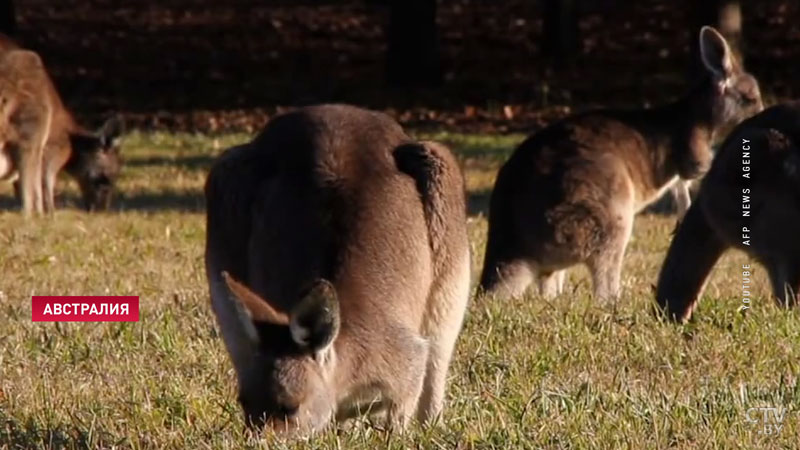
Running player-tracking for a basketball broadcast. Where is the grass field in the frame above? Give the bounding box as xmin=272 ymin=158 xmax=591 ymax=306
xmin=1 ymin=130 xmax=798 ymax=449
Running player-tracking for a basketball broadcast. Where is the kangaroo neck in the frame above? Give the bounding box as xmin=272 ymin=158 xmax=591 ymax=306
xmin=671 ymin=79 xmax=716 ymax=145
xmin=647 ymin=79 xmax=717 ymax=186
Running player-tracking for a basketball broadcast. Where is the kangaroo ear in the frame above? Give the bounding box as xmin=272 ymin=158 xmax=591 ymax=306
xmin=222 ymin=271 xmax=289 ymax=325
xmin=290 ymin=279 xmax=340 ymax=355
xmin=699 ymin=26 xmax=734 ymax=81
xmin=97 ymin=115 xmax=125 ymax=148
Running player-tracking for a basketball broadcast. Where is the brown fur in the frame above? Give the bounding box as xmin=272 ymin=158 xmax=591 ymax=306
xmin=0 ymin=34 xmax=123 ymax=213
xmin=0 ymin=49 xmax=52 ymax=214
xmin=479 ymin=27 xmax=762 ymax=300
xmin=657 ymin=102 xmax=800 ymax=322
xmin=204 ymin=104 xmax=470 ymax=434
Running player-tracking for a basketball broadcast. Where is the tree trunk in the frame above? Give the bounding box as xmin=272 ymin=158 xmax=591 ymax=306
xmin=0 ymin=0 xmax=15 ymax=36
xmin=690 ymin=0 xmax=743 ymax=77
xmin=386 ymin=0 xmax=441 ymax=88
xmin=543 ymin=0 xmax=578 ymax=67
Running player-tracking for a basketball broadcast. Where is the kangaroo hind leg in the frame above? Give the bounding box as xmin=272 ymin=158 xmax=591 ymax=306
xmin=13 ymin=101 xmax=51 ymax=216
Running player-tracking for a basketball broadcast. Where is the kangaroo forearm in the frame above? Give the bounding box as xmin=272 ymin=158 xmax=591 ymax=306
xmin=656 ymin=203 xmax=728 ymax=322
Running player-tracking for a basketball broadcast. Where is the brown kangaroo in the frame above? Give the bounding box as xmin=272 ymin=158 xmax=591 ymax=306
xmin=204 ymin=105 xmax=471 ymax=434
xmin=479 ymin=26 xmax=762 ymax=300
xmin=0 ymin=34 xmax=123 ymax=213
xmin=657 ymin=102 xmax=800 ymax=322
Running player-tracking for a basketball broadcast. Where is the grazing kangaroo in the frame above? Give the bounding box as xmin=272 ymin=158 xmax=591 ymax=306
xmin=0 ymin=35 xmax=123 ymax=213
xmin=657 ymin=102 xmax=800 ymax=322
xmin=479 ymin=26 xmax=762 ymax=300
xmin=205 ymin=105 xmax=470 ymax=434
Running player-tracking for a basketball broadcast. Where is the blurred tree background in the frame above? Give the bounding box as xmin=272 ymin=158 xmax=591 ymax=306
xmin=4 ymin=0 xmax=799 ymax=132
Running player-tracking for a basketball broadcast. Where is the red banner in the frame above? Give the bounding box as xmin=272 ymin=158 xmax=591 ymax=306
xmin=31 ymin=296 xmax=140 ymax=322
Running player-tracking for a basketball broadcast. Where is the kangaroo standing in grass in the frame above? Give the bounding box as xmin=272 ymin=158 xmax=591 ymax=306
xmin=205 ymin=105 xmax=470 ymax=434
xmin=0 ymin=34 xmax=123 ymax=213
xmin=0 ymin=49 xmax=52 ymax=215
xmin=657 ymin=102 xmax=800 ymax=322
xmin=479 ymin=27 xmax=762 ymax=300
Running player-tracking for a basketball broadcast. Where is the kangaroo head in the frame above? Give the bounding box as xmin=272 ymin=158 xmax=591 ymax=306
xmin=679 ymin=26 xmax=763 ymax=179
xmin=221 ymin=272 xmax=340 ymax=433
xmin=699 ymin=26 xmax=763 ymax=127
xmin=67 ymin=115 xmax=124 ymax=211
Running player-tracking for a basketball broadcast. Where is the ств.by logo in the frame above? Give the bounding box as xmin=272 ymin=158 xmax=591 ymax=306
xmin=746 ymin=407 xmax=786 ymax=435
xmin=32 ymin=296 xmax=139 ymax=322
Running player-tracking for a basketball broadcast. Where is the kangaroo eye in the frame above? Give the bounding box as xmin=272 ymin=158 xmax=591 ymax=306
xmin=740 ymin=94 xmax=757 ymax=105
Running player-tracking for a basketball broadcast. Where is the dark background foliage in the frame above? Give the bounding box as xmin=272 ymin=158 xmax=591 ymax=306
xmin=7 ymin=0 xmax=800 ymax=132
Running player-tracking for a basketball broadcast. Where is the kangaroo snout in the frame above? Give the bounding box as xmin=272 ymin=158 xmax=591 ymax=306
xmin=82 ymin=179 xmax=114 ymax=211
xmin=90 ymin=189 xmax=113 ymax=211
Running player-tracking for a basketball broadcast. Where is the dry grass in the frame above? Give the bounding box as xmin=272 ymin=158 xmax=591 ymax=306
xmin=0 ymin=130 xmax=798 ymax=449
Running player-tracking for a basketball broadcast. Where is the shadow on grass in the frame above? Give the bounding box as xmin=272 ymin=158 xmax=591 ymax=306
xmin=115 ymin=191 xmax=205 ymax=212
xmin=0 ymin=191 xmax=205 ymax=214
xmin=2 ymin=189 xmax=676 ymax=216
xmin=468 ymin=188 xmax=491 ymax=217
xmin=117 ymin=154 xmax=210 ymax=212
xmin=0 ymin=152 xmax=212 ymax=213
xmin=456 ymin=146 xmax=515 ymax=162
xmin=466 ymin=187 xmax=680 ymax=219
xmin=1 ymin=186 xmax=489 ymax=216
xmin=0 ymin=195 xmax=18 ymax=211
xmin=0 ymin=413 xmax=122 ymax=449
xmin=124 ymin=154 xmax=216 ymax=171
